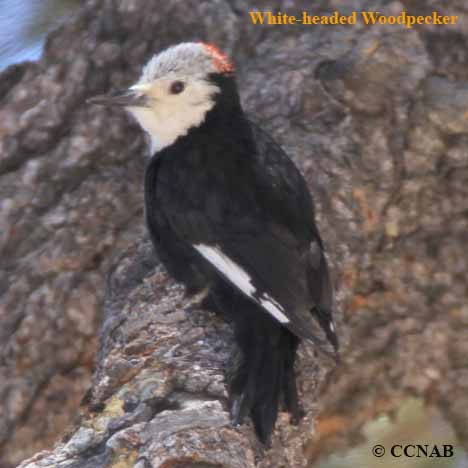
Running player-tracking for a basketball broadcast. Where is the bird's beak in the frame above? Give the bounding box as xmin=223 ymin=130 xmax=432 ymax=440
xmin=87 ymin=86 xmax=149 ymax=108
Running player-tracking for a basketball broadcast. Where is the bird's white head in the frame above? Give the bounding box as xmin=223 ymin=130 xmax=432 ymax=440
xmin=90 ymin=42 xmax=234 ymax=154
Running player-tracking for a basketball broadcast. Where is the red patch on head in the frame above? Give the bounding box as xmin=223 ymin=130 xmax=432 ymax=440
xmin=200 ymin=43 xmax=234 ymax=74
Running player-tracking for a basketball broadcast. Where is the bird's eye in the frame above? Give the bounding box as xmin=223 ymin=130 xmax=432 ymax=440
xmin=170 ymin=81 xmax=185 ymax=94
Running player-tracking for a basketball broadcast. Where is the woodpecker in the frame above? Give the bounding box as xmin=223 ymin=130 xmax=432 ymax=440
xmin=90 ymin=42 xmax=338 ymax=444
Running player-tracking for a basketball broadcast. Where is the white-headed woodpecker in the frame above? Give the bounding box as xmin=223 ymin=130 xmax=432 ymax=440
xmin=90 ymin=42 xmax=339 ymax=444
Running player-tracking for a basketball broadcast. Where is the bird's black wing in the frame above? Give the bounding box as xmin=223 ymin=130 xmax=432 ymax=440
xmin=159 ymin=121 xmax=337 ymax=351
xmin=250 ymin=121 xmax=338 ymax=350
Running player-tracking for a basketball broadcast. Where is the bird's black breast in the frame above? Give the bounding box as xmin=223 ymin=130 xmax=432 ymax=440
xmin=144 ymin=143 xmax=218 ymax=291
xmin=144 ymin=111 xmax=260 ymax=289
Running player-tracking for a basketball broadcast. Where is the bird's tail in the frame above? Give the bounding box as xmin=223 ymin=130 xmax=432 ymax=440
xmin=230 ymin=314 xmax=301 ymax=445
xmin=209 ymin=283 xmax=302 ymax=444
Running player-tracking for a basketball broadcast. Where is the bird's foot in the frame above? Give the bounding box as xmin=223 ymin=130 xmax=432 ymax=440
xmin=184 ymin=286 xmax=210 ymax=308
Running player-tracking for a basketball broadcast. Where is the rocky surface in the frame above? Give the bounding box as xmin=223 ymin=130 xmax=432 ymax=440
xmin=1 ymin=0 xmax=467 ymax=467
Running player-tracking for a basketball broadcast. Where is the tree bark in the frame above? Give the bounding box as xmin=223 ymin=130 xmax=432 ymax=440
xmin=1 ymin=1 xmax=468 ymax=467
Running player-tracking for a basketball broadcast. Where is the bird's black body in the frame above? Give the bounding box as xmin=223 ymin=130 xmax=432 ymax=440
xmin=144 ymin=73 xmax=337 ymax=443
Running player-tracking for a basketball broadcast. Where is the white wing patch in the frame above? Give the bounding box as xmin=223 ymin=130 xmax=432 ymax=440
xmin=260 ymin=293 xmax=289 ymax=324
xmin=194 ymin=244 xmax=255 ymax=295
xmin=194 ymin=244 xmax=289 ymax=324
